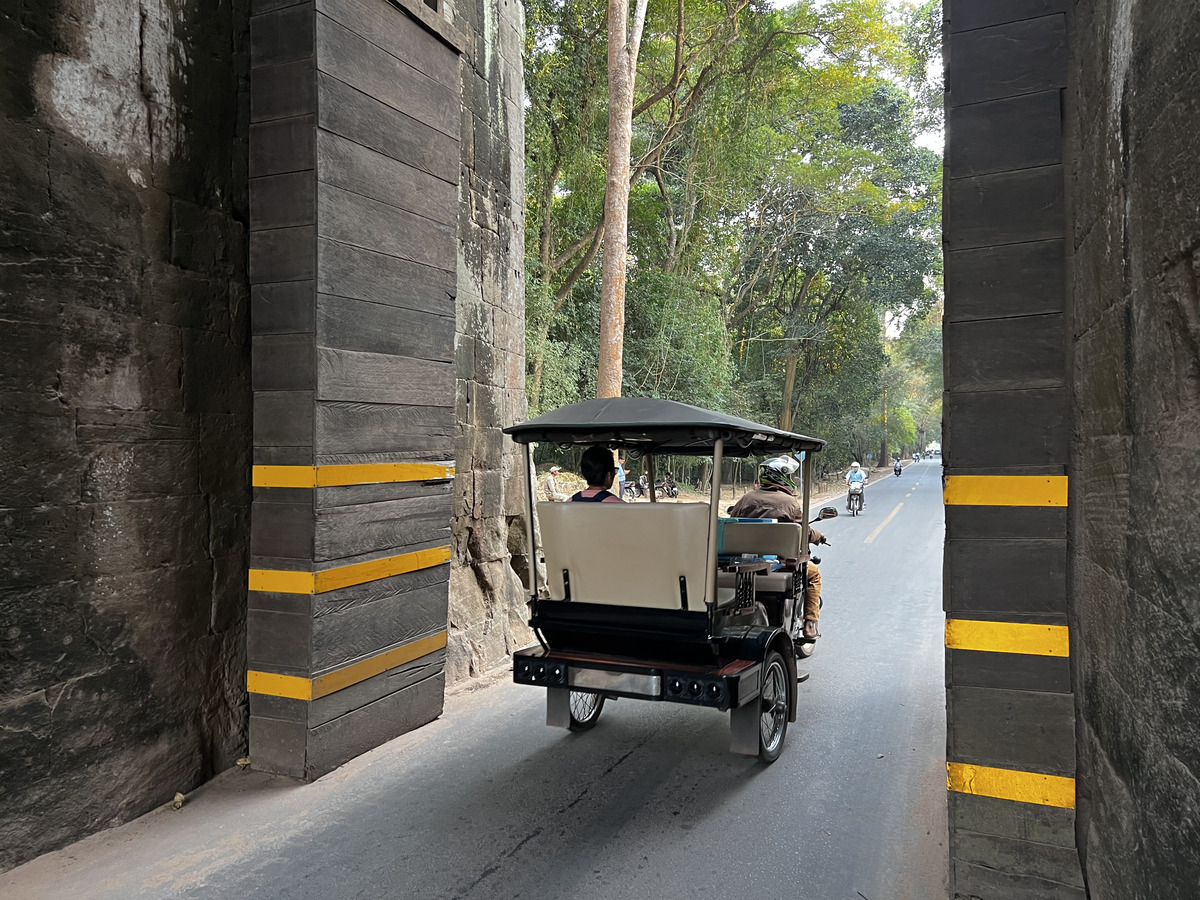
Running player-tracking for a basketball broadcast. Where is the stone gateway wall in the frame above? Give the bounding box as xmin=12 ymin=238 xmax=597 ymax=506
xmin=0 ymin=0 xmax=529 ymax=872
xmin=0 ymin=0 xmax=252 ymax=870
xmin=1069 ymin=0 xmax=1200 ymax=895
xmin=447 ymin=0 xmax=534 ymax=682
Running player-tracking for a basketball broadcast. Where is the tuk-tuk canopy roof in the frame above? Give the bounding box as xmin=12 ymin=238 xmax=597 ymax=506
xmin=504 ymin=397 xmax=826 ymax=457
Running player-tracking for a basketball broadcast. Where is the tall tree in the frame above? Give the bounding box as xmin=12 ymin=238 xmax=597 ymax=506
xmin=598 ymin=0 xmax=649 ymax=397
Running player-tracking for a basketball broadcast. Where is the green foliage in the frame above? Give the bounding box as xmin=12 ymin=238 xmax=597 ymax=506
xmin=523 ymin=0 xmax=943 ymax=466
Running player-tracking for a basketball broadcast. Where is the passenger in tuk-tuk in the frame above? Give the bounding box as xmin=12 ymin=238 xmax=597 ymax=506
xmin=569 ymin=446 xmax=626 ymax=503
xmin=728 ymin=457 xmax=827 ymax=640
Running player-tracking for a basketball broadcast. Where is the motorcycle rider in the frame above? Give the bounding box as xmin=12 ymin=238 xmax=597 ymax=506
xmin=657 ymin=471 xmax=678 ymax=497
xmin=894 ymin=458 xmax=903 ymax=476
xmin=728 ymin=457 xmax=827 ymax=641
xmin=845 ymin=461 xmax=867 ymax=509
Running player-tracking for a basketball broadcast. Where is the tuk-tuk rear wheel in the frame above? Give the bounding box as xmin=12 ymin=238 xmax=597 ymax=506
xmin=759 ymin=650 xmax=790 ymax=763
xmin=568 ymin=691 xmax=605 ymax=731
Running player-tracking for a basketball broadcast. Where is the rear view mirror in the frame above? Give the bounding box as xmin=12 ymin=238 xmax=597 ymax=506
xmin=817 ymin=507 xmax=838 ymax=520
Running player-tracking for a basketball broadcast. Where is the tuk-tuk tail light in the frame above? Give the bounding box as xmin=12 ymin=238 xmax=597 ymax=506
xmin=663 ymin=672 xmax=727 ymax=708
xmin=515 ymin=659 xmax=567 ymax=687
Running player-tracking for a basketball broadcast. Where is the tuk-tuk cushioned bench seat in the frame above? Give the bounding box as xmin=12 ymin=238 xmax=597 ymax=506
xmin=538 ymin=501 xmax=724 ymax=610
xmin=717 ymin=520 xmax=804 ymax=594
xmin=719 ymin=520 xmax=803 ymax=558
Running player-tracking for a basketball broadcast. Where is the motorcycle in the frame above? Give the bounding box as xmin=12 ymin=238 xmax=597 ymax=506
xmin=624 ymin=475 xmax=648 ymax=500
xmin=893 ymin=462 xmax=903 ymax=477
xmin=846 ymin=480 xmax=865 ymax=516
xmin=654 ymin=475 xmax=679 ymax=498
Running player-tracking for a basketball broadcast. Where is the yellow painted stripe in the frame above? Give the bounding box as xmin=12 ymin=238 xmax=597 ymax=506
xmin=248 ymin=631 xmax=448 ymax=701
xmin=249 ymin=545 xmax=451 ymax=595
xmin=253 ymin=463 xmax=455 ymax=488
xmin=943 ymin=475 xmax=1068 ymax=507
xmin=313 ymin=545 xmax=451 ymax=592
xmin=864 ymin=502 xmax=903 ymax=544
xmin=248 ymin=568 xmax=316 ymax=593
xmin=311 ymin=631 xmax=448 ymax=699
xmin=946 ymin=619 xmax=1070 ymax=657
xmin=246 ymin=670 xmax=313 ymax=701
xmin=317 ymin=463 xmax=455 ymax=486
xmin=947 ymin=761 xmax=1075 ymax=809
xmin=253 ymin=465 xmax=318 ymax=488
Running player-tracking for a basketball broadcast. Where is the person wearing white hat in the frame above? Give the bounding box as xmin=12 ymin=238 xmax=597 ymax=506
xmin=542 ymin=465 xmax=567 ymax=502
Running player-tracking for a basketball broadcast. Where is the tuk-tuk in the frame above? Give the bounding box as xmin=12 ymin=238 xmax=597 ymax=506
xmin=504 ymin=397 xmax=829 ymax=763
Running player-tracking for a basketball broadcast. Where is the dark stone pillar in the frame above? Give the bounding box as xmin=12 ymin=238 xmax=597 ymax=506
xmin=943 ymin=1 xmax=1086 ymax=896
xmin=247 ymin=0 xmax=461 ymax=779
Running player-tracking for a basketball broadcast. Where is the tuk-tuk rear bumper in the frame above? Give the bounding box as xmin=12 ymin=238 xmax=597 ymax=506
xmin=513 ymin=646 xmax=762 ymax=712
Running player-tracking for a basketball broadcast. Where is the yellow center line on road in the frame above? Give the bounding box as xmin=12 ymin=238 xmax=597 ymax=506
xmin=906 ymin=493 xmax=912 ymax=498
xmin=864 ymin=503 xmax=903 ymax=543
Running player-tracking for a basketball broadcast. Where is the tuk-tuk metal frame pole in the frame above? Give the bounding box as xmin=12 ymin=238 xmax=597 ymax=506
xmin=704 ymin=439 xmax=724 ymax=607
xmin=524 ymin=443 xmax=540 ymax=601
xmin=800 ymin=452 xmax=813 ymax=552
xmin=648 ymin=455 xmax=657 ymax=502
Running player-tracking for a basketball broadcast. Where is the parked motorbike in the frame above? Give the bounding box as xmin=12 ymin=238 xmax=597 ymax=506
xmin=654 ymin=475 xmax=679 ymax=498
xmin=847 ymin=480 xmax=865 ymax=516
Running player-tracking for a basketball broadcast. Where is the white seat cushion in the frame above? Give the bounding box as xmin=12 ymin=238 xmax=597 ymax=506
xmin=538 ymin=502 xmax=712 ymax=610
xmin=720 ymin=521 xmax=803 ymax=558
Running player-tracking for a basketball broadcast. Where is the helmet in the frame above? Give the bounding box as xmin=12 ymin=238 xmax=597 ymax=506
xmin=759 ymin=456 xmax=800 ymax=493
xmin=851 ymin=462 xmax=861 ymax=469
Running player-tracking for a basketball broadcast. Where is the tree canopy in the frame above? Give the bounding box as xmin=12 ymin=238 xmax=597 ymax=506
xmin=523 ymin=0 xmax=943 ymax=476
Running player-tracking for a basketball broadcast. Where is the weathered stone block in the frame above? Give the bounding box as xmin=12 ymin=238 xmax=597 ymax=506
xmin=311 ymin=578 xmax=448 ymax=671
xmin=0 ymin=506 xmax=82 ymax=589
xmin=305 ymin=669 xmax=444 ymax=779
xmin=0 ymin=408 xmax=81 ymax=508
xmin=953 ymin=831 xmax=1084 ymax=888
xmin=81 ymin=440 xmax=200 ymax=502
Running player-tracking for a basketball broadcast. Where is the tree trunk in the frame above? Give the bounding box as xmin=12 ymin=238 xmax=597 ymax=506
xmin=779 ymin=349 xmax=798 ymax=431
xmin=598 ymin=0 xmax=648 ymax=398
xmin=528 ymin=319 xmax=552 ymax=413
xmin=880 ymin=389 xmax=889 ymax=464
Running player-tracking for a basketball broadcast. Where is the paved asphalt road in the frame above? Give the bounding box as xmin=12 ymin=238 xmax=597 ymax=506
xmin=2 ymin=460 xmax=947 ymax=900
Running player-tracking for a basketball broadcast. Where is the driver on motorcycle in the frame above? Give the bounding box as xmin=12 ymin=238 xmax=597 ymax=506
xmin=728 ymin=457 xmax=826 ymax=641
xmin=845 ymin=462 xmax=867 ymax=509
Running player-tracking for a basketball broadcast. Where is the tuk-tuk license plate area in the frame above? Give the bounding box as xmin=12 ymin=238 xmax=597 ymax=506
xmin=513 ymin=649 xmax=760 ymax=710
xmin=571 ymin=667 xmax=661 ymax=698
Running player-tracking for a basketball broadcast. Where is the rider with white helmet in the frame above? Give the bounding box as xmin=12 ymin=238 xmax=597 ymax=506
xmin=845 ymin=461 xmax=867 ymax=509
xmin=728 ymin=457 xmax=827 ymax=641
